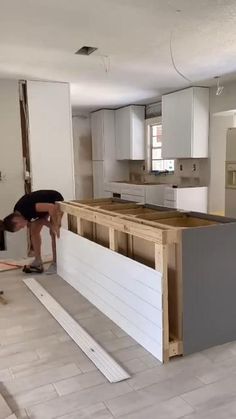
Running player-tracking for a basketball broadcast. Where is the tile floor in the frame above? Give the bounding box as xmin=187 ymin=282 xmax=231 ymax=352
xmin=1 ymin=270 xmax=236 ymax=418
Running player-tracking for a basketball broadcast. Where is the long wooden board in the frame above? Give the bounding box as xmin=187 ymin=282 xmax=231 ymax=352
xmin=23 ymin=278 xmax=130 ymax=383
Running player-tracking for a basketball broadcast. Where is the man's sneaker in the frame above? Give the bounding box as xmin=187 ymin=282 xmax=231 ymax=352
xmin=45 ymin=263 xmax=57 ymax=275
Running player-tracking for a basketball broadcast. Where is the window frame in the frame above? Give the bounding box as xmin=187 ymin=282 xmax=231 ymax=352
xmin=145 ymin=117 xmax=175 ymax=174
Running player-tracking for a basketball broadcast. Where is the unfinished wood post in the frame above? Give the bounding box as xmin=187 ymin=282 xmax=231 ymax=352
xmin=155 ymin=243 xmax=169 ymax=363
xmin=109 ymin=228 xmax=118 ymax=251
xmin=127 ymin=235 xmax=134 ymax=259
xmin=77 ymin=217 xmax=84 ymax=236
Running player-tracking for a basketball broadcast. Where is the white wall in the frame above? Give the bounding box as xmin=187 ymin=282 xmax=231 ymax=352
xmin=208 ymin=80 xmax=236 ymax=213
xmin=0 ymin=80 xmax=27 ymax=259
xmin=72 ymin=115 xmax=93 ymax=200
xmin=208 ymin=114 xmax=235 ymax=213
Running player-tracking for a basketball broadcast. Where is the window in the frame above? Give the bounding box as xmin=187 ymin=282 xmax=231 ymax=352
xmin=150 ymin=123 xmax=174 ymax=173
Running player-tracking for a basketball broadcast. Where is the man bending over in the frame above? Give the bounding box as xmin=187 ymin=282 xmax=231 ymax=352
xmin=1 ymin=190 xmax=64 ymax=274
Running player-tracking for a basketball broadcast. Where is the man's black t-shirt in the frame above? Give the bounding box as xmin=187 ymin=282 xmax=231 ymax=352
xmin=14 ymin=190 xmax=64 ymax=222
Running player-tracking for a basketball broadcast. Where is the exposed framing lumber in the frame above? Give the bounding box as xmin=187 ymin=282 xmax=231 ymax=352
xmin=109 ymin=228 xmax=118 ymax=251
xmin=155 ymin=243 xmax=170 ymax=362
xmin=77 ymin=217 xmax=84 ymax=236
xmin=61 ymin=203 xmax=170 ymax=245
xmin=169 ymin=339 xmax=183 ymax=358
xmin=24 ymin=278 xmax=130 ymax=383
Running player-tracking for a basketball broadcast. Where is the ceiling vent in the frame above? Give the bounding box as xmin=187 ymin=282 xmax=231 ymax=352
xmin=75 ymin=46 xmax=98 ymax=56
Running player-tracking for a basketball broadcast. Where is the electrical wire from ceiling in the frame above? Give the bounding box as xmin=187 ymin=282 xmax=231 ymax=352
xmin=101 ymin=55 xmax=110 ymax=73
xmin=169 ymin=31 xmax=192 ymax=84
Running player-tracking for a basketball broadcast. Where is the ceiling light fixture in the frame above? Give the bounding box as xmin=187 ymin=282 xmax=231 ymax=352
xmin=215 ymin=76 xmax=224 ymax=96
xmin=75 ymin=46 xmax=98 ymax=56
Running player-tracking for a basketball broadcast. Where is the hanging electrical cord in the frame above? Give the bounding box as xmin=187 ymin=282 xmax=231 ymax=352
xmin=169 ymin=31 xmax=192 ymax=83
xmin=101 ymin=55 xmax=110 ymax=73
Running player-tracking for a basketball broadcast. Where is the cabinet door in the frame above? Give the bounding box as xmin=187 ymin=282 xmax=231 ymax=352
xmin=131 ymin=106 xmax=145 ymax=160
xmin=176 ymin=187 xmax=208 ymax=212
xmin=115 ymin=107 xmax=131 ymax=159
xmin=92 ymin=161 xmax=111 ymax=198
xmin=27 ymin=81 xmax=75 ymax=256
xmin=91 ymin=111 xmax=104 ymax=160
xmin=145 ymin=186 xmax=165 ymax=205
xmin=27 ymin=81 xmax=75 ymax=199
xmin=162 ymin=89 xmax=193 ymax=159
xmin=103 ymin=110 xmax=116 ymax=160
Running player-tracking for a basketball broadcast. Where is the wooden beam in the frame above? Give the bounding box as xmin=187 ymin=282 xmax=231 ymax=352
xmin=24 ymin=278 xmax=130 ymax=383
xmin=77 ymin=217 xmax=84 ymax=236
xmin=109 ymin=228 xmax=118 ymax=251
xmin=60 ymin=202 xmax=169 ymax=245
xmin=169 ymin=340 xmax=183 ymax=358
xmin=155 ymin=243 xmax=169 ymax=363
xmin=127 ymin=235 xmax=134 ymax=258
xmin=62 ymin=202 xmax=178 ymax=231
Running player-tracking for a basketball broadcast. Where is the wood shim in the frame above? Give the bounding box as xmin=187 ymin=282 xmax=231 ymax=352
xmin=23 ymin=278 xmax=130 ymax=383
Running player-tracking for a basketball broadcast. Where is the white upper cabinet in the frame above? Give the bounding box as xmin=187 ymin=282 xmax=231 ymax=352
xmin=91 ymin=110 xmax=104 ymax=160
xmin=115 ymin=105 xmax=145 ymax=160
xmin=91 ymin=109 xmax=116 ymax=161
xmin=162 ymin=87 xmax=209 ymax=159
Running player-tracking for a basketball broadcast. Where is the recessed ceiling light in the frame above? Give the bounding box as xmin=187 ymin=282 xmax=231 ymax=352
xmin=75 ymin=46 xmax=98 ymax=56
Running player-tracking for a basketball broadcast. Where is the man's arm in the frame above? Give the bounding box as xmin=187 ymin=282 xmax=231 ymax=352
xmin=35 ymin=203 xmax=61 ymax=237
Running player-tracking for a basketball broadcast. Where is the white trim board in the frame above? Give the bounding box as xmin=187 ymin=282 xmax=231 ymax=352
xmin=23 ymin=277 xmax=130 ymax=383
xmin=57 ymin=228 xmax=164 ymax=362
xmin=0 ymin=393 xmax=12 ymax=419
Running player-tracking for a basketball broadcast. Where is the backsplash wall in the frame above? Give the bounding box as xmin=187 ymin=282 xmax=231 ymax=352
xmin=129 ymin=158 xmax=209 ymax=186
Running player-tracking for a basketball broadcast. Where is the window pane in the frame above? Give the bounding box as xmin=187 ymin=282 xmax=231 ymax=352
xmin=152 ymin=137 xmax=162 ymax=147
xmin=152 ymin=160 xmax=164 ymax=171
xmin=152 ymin=148 xmax=162 ymax=159
xmin=152 ymin=125 xmax=158 ymax=136
xmin=152 ymin=125 xmax=162 ymax=136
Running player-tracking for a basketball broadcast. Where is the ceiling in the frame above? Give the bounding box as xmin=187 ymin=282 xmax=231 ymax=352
xmin=0 ymin=0 xmax=236 ymax=112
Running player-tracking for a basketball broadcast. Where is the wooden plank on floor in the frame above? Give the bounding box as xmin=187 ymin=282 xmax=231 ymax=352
xmin=0 ymin=393 xmax=12 ymax=419
xmin=23 ymin=277 xmax=130 ymax=383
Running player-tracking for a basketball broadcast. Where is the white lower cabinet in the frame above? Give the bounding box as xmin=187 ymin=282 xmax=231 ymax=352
xmin=104 ymin=182 xmax=208 ymax=212
xmin=164 ymin=187 xmax=208 ymax=212
xmin=121 ymin=194 xmax=145 ymax=203
xmin=104 ymin=182 xmax=165 ymax=205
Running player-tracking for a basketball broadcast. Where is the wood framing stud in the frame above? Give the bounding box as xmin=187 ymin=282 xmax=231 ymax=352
xmin=77 ymin=217 xmax=84 ymax=236
xmin=109 ymin=228 xmax=118 ymax=251
xmin=154 ymin=244 xmax=164 ymax=272
xmin=169 ymin=340 xmax=183 ymax=357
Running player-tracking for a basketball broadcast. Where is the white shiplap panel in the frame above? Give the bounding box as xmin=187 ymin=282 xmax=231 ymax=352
xmin=59 ymin=252 xmax=162 ymax=328
xmin=63 ymin=240 xmax=162 ymax=308
xmin=62 ymin=246 xmax=162 ymax=308
xmin=58 ymin=258 xmax=162 ymax=341
xmin=59 ymin=229 xmax=162 ymax=292
xmin=57 ymin=229 xmax=163 ymax=362
xmin=59 ymin=266 xmax=163 ymax=361
xmin=23 ymin=278 xmax=130 ymax=383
